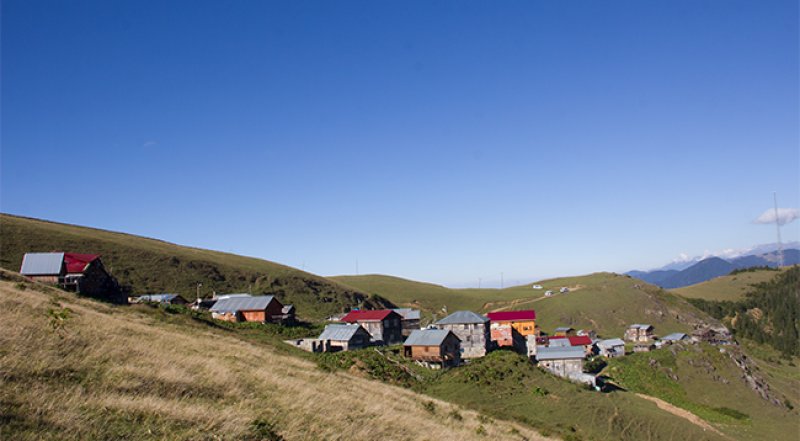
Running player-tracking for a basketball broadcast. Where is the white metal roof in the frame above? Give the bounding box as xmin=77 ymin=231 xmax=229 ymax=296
xmin=20 ymin=252 xmax=64 ymax=276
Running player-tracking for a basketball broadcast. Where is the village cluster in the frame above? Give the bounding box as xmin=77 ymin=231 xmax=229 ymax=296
xmin=19 ymin=251 xmax=732 ymax=389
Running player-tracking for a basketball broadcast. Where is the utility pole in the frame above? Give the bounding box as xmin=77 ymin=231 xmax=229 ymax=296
xmin=774 ymin=192 xmax=784 ymax=267
xmin=196 ymin=283 xmax=202 ymax=301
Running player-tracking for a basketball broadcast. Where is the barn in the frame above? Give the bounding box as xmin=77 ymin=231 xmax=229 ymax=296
xmin=403 ymin=329 xmax=461 ymax=369
xmin=209 ymin=295 xmax=285 ymax=323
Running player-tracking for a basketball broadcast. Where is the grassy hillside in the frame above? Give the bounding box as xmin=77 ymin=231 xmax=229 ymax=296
xmin=335 ymin=272 xmax=717 ymax=338
xmin=0 ymin=214 xmax=391 ymax=319
xmin=603 ymin=342 xmax=799 ymax=441
xmin=0 ymin=272 xmax=550 ymax=441
xmin=424 ymin=351 xmax=732 ymax=441
xmin=670 ymin=268 xmax=788 ymax=301
xmin=673 ymin=267 xmax=788 ymax=302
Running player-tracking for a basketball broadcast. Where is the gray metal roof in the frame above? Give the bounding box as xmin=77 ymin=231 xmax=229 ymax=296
xmin=20 ymin=252 xmax=65 ymax=276
xmin=597 ymin=338 xmax=625 ymax=348
xmin=318 ymin=324 xmax=366 ymax=341
xmin=661 ymin=332 xmax=688 ymax=341
xmin=554 ymin=327 xmax=574 ymax=332
xmin=404 ymin=329 xmax=458 ymax=346
xmin=137 ymin=294 xmax=180 ymax=303
xmin=392 ymin=308 xmax=421 ymax=320
xmin=536 ymin=345 xmax=585 ymax=361
xmin=629 ymin=324 xmax=653 ymax=330
xmin=435 ymin=310 xmax=488 ymax=325
xmin=548 ymin=338 xmax=570 ymax=347
xmin=210 ymin=295 xmax=276 ymax=313
xmin=281 ymin=305 xmax=295 ymax=314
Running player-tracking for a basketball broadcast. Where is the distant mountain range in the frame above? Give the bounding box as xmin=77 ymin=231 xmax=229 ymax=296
xmin=628 ymin=247 xmax=800 ymax=289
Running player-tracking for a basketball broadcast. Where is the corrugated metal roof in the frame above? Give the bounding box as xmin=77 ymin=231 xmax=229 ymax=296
xmin=392 ymin=308 xmax=421 ymax=320
xmin=318 ymin=324 xmax=366 ymax=341
xmin=435 ymin=310 xmax=488 ymax=325
xmin=662 ymin=332 xmax=688 ymax=341
xmin=404 ymin=329 xmax=457 ymax=346
xmin=137 ymin=294 xmax=180 ymax=303
xmin=341 ymin=310 xmax=396 ymax=322
xmin=210 ymin=295 xmax=276 ymax=313
xmin=20 ymin=252 xmax=65 ymax=276
xmin=629 ymin=324 xmax=653 ymax=330
xmin=487 ymin=310 xmax=537 ymax=321
xmin=549 ymin=338 xmax=570 ymax=347
xmin=63 ymin=253 xmax=99 ymax=273
xmin=281 ymin=305 xmax=295 ymax=314
xmin=536 ymin=345 xmax=585 ymax=361
xmin=554 ymin=327 xmax=574 ymax=332
xmin=597 ymin=338 xmax=625 ymax=348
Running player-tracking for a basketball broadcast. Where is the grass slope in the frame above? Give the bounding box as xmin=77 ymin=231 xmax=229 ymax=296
xmin=0 ymin=272 xmax=550 ymax=441
xmin=603 ymin=342 xmax=799 ymax=441
xmin=423 ymin=351 xmax=730 ymax=441
xmin=0 ymin=214 xmax=390 ymax=319
xmin=335 ymin=272 xmax=716 ymax=338
xmin=673 ymin=268 xmax=789 ymax=302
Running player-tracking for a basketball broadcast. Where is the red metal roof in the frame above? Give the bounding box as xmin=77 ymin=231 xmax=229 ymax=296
xmin=548 ymin=335 xmax=592 ymax=346
xmin=486 ymin=310 xmax=536 ymax=321
xmin=568 ymin=335 xmax=593 ymax=346
xmin=341 ymin=309 xmax=395 ymax=322
xmin=64 ymin=253 xmax=100 ymax=274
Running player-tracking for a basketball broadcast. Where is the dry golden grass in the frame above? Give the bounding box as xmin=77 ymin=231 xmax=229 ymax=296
xmin=0 ymin=276 xmax=554 ymax=441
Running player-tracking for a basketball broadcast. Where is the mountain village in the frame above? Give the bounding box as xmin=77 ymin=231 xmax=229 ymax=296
xmin=18 ymin=250 xmax=734 ymax=391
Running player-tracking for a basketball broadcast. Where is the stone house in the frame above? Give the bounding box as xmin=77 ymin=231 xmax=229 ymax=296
xmin=434 ymin=311 xmax=491 ymax=359
xmin=625 ymin=324 xmax=654 ymax=342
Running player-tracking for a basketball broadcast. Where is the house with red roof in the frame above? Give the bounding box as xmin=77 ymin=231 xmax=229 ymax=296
xmin=340 ymin=309 xmax=403 ymax=345
xmin=486 ymin=310 xmax=537 ymax=352
xmin=20 ymin=252 xmax=124 ymax=303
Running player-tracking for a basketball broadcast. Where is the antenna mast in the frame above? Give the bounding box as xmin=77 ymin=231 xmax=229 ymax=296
xmin=773 ymin=192 xmax=784 ymax=267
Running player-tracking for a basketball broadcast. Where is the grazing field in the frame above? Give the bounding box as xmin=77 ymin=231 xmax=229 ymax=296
xmin=336 ymin=272 xmax=717 ymax=338
xmin=672 ymin=268 xmax=788 ymax=301
xmin=0 ymin=214 xmax=390 ymax=320
xmin=0 ymin=272 xmax=550 ymax=441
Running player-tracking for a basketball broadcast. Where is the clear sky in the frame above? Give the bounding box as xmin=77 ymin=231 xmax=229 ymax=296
xmin=2 ymin=1 xmax=798 ymax=287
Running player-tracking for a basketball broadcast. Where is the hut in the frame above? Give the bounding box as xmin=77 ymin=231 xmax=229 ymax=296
xmin=318 ymin=324 xmax=371 ymax=352
xmin=392 ymin=308 xmax=422 ymax=337
xmin=209 ymin=295 xmax=285 ymax=323
xmin=597 ymin=338 xmax=626 ymax=358
xmin=403 ymin=329 xmax=461 ymax=369
xmin=634 ymin=341 xmax=655 ymax=353
xmin=553 ymin=327 xmax=575 ymax=337
xmin=434 ymin=311 xmax=491 ymax=359
xmin=691 ymin=326 xmax=733 ymax=345
xmin=487 ymin=310 xmax=537 ymax=352
xmin=625 ymin=324 xmax=654 ymax=342
xmin=20 ymin=252 xmax=124 ymax=303
xmin=536 ymin=346 xmax=586 ymax=378
xmin=340 ymin=310 xmax=403 ymax=345
xmin=132 ymin=294 xmax=188 ymax=305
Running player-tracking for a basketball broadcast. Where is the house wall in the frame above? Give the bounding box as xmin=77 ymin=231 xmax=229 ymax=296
xmin=263 ymin=300 xmax=285 ymax=324
xmin=71 ymin=260 xmax=126 ymax=304
xmin=510 ymin=320 xmax=536 ymax=337
xmin=241 ymin=310 xmax=267 ymax=322
xmin=440 ymin=323 xmax=489 ymax=358
xmin=400 ymin=319 xmax=421 ymax=337
xmin=539 ymin=358 xmax=584 ymax=378
xmin=212 ymin=312 xmax=238 ymax=322
xmin=28 ymin=275 xmax=60 ymax=284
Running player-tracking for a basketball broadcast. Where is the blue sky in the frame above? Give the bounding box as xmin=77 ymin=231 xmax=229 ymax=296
xmin=2 ymin=1 xmax=798 ymax=287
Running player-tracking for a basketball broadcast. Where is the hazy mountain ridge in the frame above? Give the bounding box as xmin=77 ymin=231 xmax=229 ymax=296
xmin=628 ymin=248 xmax=800 ymax=289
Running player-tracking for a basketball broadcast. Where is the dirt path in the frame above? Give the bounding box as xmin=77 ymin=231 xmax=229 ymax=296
xmin=485 ymin=285 xmax=584 ymax=312
xmin=635 ymin=393 xmax=729 ymax=439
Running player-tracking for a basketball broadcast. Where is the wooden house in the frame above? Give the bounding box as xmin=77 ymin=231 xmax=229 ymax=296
xmin=340 ymin=310 xmax=403 ymax=345
xmin=597 ymin=338 xmax=626 ymax=358
xmin=132 ymin=294 xmax=188 ymax=305
xmin=553 ymin=327 xmax=575 ymax=337
xmin=392 ymin=308 xmax=421 ymax=337
xmin=403 ymin=329 xmax=461 ymax=369
xmin=535 ymin=346 xmax=585 ymax=378
xmin=487 ymin=310 xmax=536 ymax=352
xmin=209 ymin=295 xmax=285 ymax=323
xmin=634 ymin=341 xmax=655 ymax=353
xmin=691 ymin=326 xmax=733 ymax=345
xmin=318 ymin=324 xmax=371 ymax=352
xmin=624 ymin=324 xmax=654 ymax=342
xmin=20 ymin=252 xmax=124 ymax=303
xmin=434 ymin=311 xmax=491 ymax=358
